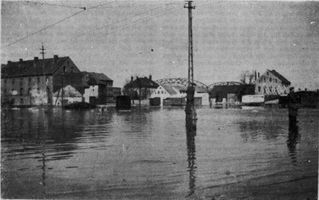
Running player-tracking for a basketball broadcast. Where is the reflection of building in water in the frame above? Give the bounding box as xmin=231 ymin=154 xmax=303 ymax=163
xmin=287 ymin=122 xmax=299 ymax=165
xmin=238 ymin=120 xmax=284 ymax=142
xmin=1 ymin=109 xmax=90 ymax=160
xmin=185 ymin=118 xmax=197 ymax=197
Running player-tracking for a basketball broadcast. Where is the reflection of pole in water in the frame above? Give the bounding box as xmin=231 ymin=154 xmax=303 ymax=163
xmin=186 ymin=132 xmax=196 ymax=197
xmin=186 ymin=111 xmax=197 ymax=197
xmin=287 ymin=87 xmax=299 ymax=165
xmin=40 ymin=109 xmax=52 ymax=196
xmin=287 ymin=121 xmax=299 ymax=165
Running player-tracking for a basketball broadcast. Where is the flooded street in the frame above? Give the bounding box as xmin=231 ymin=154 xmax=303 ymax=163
xmin=1 ymin=107 xmax=318 ymax=199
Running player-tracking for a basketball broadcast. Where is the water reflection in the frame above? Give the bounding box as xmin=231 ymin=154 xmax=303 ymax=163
xmin=1 ymin=109 xmax=92 ymax=161
xmin=287 ymin=120 xmax=299 ymax=165
xmin=238 ymin=120 xmax=284 ymax=142
xmin=185 ymin=116 xmax=197 ymax=197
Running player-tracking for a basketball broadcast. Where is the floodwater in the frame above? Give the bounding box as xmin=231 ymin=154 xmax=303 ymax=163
xmin=1 ymin=107 xmax=318 ymax=200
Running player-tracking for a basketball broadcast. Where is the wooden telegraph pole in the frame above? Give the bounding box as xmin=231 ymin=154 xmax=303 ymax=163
xmin=40 ymin=43 xmax=51 ymax=107
xmin=184 ymin=1 xmax=197 ymax=131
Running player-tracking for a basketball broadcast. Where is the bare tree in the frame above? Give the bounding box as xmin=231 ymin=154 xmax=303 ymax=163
xmin=239 ymin=70 xmax=256 ymax=84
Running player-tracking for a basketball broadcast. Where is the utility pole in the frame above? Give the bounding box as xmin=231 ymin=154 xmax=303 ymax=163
xmin=40 ymin=43 xmax=51 ymax=107
xmin=40 ymin=43 xmax=46 ymax=61
xmin=184 ymin=1 xmax=197 ymax=131
xmin=61 ymin=66 xmax=65 ymax=108
xmin=184 ymin=0 xmax=195 ymax=85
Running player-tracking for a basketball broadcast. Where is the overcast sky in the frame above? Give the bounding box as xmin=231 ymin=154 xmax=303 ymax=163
xmin=1 ymin=0 xmax=319 ymax=89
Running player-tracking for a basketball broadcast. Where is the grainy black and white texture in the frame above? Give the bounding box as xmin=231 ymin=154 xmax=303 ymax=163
xmin=1 ymin=1 xmax=318 ymax=199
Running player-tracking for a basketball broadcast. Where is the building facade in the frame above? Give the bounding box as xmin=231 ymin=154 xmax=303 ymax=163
xmin=55 ymin=71 xmax=118 ymax=105
xmin=82 ymin=72 xmax=115 ymax=104
xmin=209 ymin=82 xmax=255 ymax=104
xmin=123 ymin=76 xmax=159 ymax=101
xmin=255 ymin=69 xmax=290 ymax=96
xmin=1 ymin=55 xmax=80 ymax=106
xmin=151 ymin=84 xmax=210 ymax=106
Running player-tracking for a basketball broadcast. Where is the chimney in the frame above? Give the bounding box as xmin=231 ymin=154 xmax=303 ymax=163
xmin=305 ymin=88 xmax=307 ymax=91
xmin=149 ymin=75 xmax=152 ymax=80
xmin=54 ymin=55 xmax=58 ymax=63
xmin=7 ymin=61 xmax=12 ymax=65
xmin=131 ymin=76 xmax=133 ymax=81
xmin=19 ymin=58 xmax=23 ymax=62
xmin=257 ymin=72 xmax=260 ymax=78
xmin=34 ymin=57 xmax=39 ymax=61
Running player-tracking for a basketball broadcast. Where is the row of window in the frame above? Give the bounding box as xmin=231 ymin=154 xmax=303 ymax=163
xmin=155 ymin=90 xmax=166 ymax=94
xmin=258 ymin=76 xmax=278 ymax=83
xmin=257 ymin=86 xmax=287 ymax=94
xmin=3 ymin=76 xmax=48 ymax=86
xmin=3 ymin=87 xmax=42 ymax=95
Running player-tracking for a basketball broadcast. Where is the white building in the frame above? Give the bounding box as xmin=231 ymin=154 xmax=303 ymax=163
xmin=151 ymin=84 xmax=209 ymax=106
xmin=255 ymin=69 xmax=291 ymax=96
xmin=53 ymin=85 xmax=83 ymax=106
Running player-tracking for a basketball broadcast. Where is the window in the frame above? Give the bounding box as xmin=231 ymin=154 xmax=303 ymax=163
xmin=37 ymin=77 xmax=40 ymax=84
xmin=269 ymin=78 xmax=272 ymax=82
xmin=258 ymin=86 xmax=261 ymax=92
xmin=264 ymin=87 xmax=266 ymax=94
xmin=4 ymin=79 xmax=7 ymax=84
xmin=37 ymin=87 xmax=40 ymax=93
xmin=20 ymin=88 xmax=23 ymax=95
xmin=20 ymin=98 xmax=23 ymax=105
xmin=12 ymin=78 xmax=15 ymax=84
xmin=28 ymin=88 xmax=31 ymax=94
xmin=29 ymin=77 xmax=32 ymax=84
xmin=269 ymin=87 xmax=272 ymax=93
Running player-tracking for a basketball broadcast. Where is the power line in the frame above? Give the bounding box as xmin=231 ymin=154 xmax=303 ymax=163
xmin=95 ymin=2 xmax=177 ymax=32
xmin=25 ymin=1 xmax=85 ymax=10
xmin=86 ymin=1 xmax=116 ymax=9
xmin=5 ymin=2 xmax=177 ymax=47
xmin=6 ymin=9 xmax=86 ymax=47
xmin=103 ymin=6 xmax=177 ymax=37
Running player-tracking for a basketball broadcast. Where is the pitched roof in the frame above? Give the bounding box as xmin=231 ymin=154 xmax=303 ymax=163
xmin=161 ymin=85 xmax=178 ymax=95
xmin=269 ymin=70 xmax=291 ymax=85
xmin=125 ymin=77 xmax=159 ymax=89
xmin=82 ymin=71 xmax=113 ymax=85
xmin=53 ymin=72 xmax=89 ymax=93
xmin=1 ymin=57 xmax=70 ymax=78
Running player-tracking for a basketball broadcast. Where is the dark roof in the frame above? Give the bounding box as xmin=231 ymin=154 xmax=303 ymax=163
xmin=53 ymin=72 xmax=89 ymax=93
xmin=125 ymin=77 xmax=159 ymax=89
xmin=209 ymin=84 xmax=255 ymax=97
xmin=1 ymin=57 xmax=70 ymax=78
xmin=270 ymin=70 xmax=291 ymax=85
xmin=82 ymin=71 xmax=113 ymax=85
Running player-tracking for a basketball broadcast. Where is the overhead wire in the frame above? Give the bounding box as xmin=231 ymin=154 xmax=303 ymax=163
xmin=102 ymin=5 xmax=178 ymax=38
xmin=25 ymin=1 xmax=85 ymax=10
xmin=6 ymin=9 xmax=86 ymax=47
xmin=5 ymin=1 xmax=179 ymax=47
xmin=86 ymin=0 xmax=117 ymax=9
xmin=94 ymin=2 xmax=178 ymax=31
